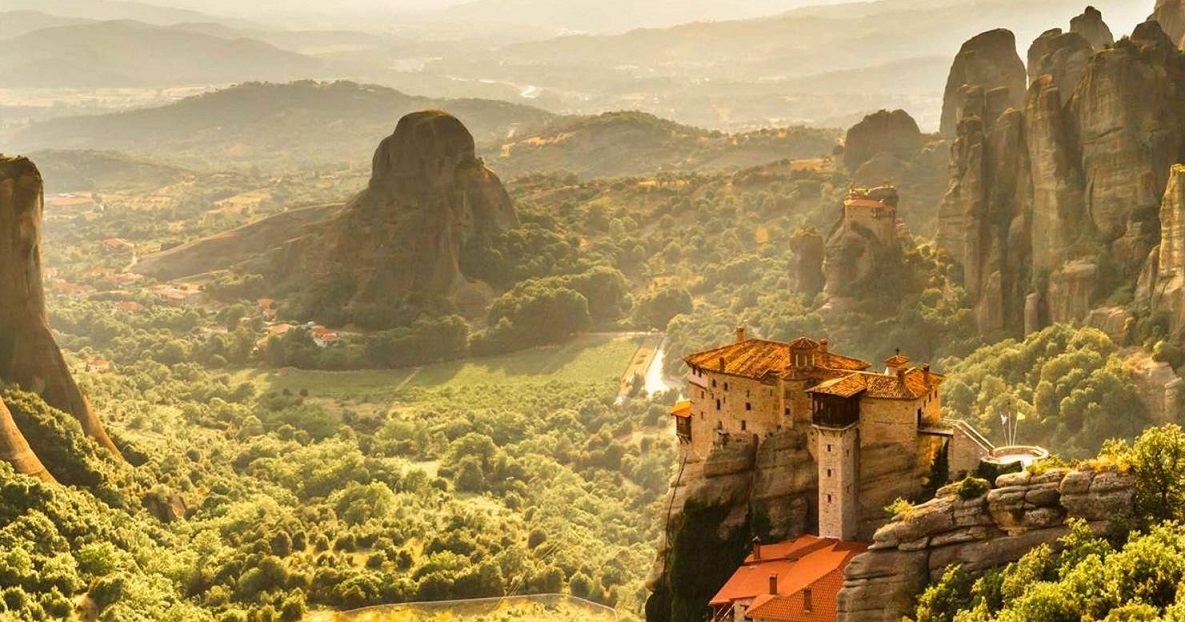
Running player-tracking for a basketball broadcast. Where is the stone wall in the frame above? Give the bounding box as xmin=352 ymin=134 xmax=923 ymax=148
xmin=836 ymin=467 xmax=1135 ymax=622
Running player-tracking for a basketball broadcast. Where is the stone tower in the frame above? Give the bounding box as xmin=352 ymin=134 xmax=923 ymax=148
xmin=816 ymin=423 xmax=859 ymax=541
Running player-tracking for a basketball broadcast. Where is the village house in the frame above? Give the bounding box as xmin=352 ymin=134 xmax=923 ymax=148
xmin=310 ymin=326 xmax=341 ymax=348
xmin=710 ymin=536 xmax=866 ymax=622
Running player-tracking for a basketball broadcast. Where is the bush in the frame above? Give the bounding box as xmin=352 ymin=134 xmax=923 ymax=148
xmin=956 ymin=477 xmax=990 ymax=500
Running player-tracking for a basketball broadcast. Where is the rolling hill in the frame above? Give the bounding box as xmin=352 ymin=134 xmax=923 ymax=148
xmin=491 ymin=111 xmax=841 ymax=178
xmin=6 ymin=81 xmax=557 ymax=171
xmin=0 ymin=20 xmax=326 ymax=88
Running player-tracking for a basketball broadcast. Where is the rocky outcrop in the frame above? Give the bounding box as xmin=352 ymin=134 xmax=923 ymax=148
xmin=790 ymin=228 xmax=825 ymax=298
xmin=1152 ymin=0 xmax=1185 ymax=49
xmin=837 ymin=468 xmax=1135 ymax=622
xmin=939 ymin=29 xmax=1027 ymax=137
xmin=0 ymin=399 xmax=53 ymax=483
xmin=843 ymin=110 xmax=923 ymax=172
xmin=1069 ymin=6 xmax=1114 ymax=50
xmin=1024 ymin=73 xmax=1087 ymax=271
xmin=0 ymin=156 xmax=122 ymax=460
xmin=134 ymin=111 xmax=519 ymax=326
xmin=1146 ymin=165 xmax=1185 ymax=336
xmin=647 ymin=432 xmax=816 ymax=589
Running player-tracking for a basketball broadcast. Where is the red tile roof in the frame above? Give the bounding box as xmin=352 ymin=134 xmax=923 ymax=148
xmin=808 ymin=375 xmax=866 ymax=398
xmin=684 ymin=338 xmax=870 ymax=380
xmin=671 ymin=400 xmax=692 ymax=419
xmin=711 ymin=536 xmax=867 ymax=619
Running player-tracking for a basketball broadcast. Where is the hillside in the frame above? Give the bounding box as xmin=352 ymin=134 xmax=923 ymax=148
xmin=7 ymin=81 xmax=557 ymax=171
xmin=28 ymin=149 xmax=193 ymax=193
xmin=492 ymin=111 xmax=840 ymax=178
xmin=0 ymin=20 xmax=326 ymax=88
xmin=0 ymin=10 xmax=92 ymax=39
xmin=2 ymin=0 xmax=247 ymax=25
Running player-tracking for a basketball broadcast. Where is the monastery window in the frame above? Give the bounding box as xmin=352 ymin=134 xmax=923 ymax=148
xmin=826 ymin=444 xmax=833 ymax=453
xmin=784 ymin=407 xmax=791 ymax=416
xmin=826 ymin=468 xmax=832 ymax=477
xmin=700 ymin=389 xmax=705 ymax=398
xmin=716 ymin=399 xmax=722 ymax=410
xmin=746 ymin=389 xmax=750 ymax=397
xmin=745 ymin=402 xmax=752 ymax=411
xmin=917 ymin=408 xmax=922 ymax=426
xmin=724 ymin=382 xmax=730 ymax=391
xmin=741 ymin=420 xmax=747 ymax=431
xmin=712 ymin=379 xmax=717 ymax=388
xmin=826 ymin=494 xmax=832 ymax=503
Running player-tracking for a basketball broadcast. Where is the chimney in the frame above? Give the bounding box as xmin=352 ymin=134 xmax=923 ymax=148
xmin=736 ymin=326 xmax=746 ymax=343
xmin=923 ymin=364 xmax=932 ymax=388
xmin=719 ymin=356 xmax=727 ymax=371
xmin=803 ymin=588 xmax=813 ymax=612
xmin=769 ymin=574 xmax=779 ymax=595
xmin=752 ymin=536 xmax=761 ymax=561
xmin=897 ymin=368 xmax=906 ymax=386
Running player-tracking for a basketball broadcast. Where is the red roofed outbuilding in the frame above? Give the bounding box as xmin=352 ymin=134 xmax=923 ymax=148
xmin=710 ymin=535 xmax=866 ymax=622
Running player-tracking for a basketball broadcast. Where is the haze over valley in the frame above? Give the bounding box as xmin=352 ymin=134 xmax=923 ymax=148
xmin=6 ymin=2 xmax=1185 ymax=622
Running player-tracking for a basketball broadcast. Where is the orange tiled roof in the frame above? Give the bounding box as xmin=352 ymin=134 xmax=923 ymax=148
xmin=671 ymin=400 xmax=692 ymax=419
xmin=711 ymin=536 xmax=867 ymax=612
xmin=884 ymin=354 xmax=910 ymax=368
xmin=808 ymin=374 xmax=866 ymax=398
xmin=746 ymin=567 xmax=847 ymax=621
xmin=685 ymin=338 xmax=870 ymax=380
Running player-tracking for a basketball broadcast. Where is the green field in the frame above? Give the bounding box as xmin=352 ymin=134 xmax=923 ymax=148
xmin=236 ymin=335 xmax=641 ymax=402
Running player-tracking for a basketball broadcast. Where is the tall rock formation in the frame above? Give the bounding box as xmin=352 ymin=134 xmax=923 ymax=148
xmin=937 ymin=19 xmax=1185 ymax=337
xmin=1069 ymin=6 xmax=1114 ymax=50
xmin=790 ymin=228 xmax=825 ymax=298
xmin=1152 ymin=0 xmax=1185 ymax=49
xmin=939 ymin=29 xmax=1027 ymax=137
xmin=1144 ymin=165 xmax=1185 ymax=337
xmin=134 ymin=110 xmax=519 ymax=327
xmin=936 ymin=92 xmax=1031 ymax=335
xmin=307 ymin=110 xmax=517 ymax=314
xmin=842 ymin=109 xmax=923 ymax=172
xmin=0 ymin=156 xmax=122 ymax=459
xmin=1070 ymin=21 xmax=1185 ymax=242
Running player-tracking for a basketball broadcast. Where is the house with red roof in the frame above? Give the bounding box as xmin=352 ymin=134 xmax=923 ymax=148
xmin=710 ymin=536 xmax=866 ymax=622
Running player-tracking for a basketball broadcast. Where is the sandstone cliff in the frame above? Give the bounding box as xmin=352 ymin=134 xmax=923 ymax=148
xmin=1153 ymin=0 xmax=1185 ymax=49
xmin=937 ymin=19 xmax=1185 ymax=337
xmin=1143 ymin=165 xmax=1185 ymax=336
xmin=134 ymin=111 xmax=519 ymax=326
xmin=837 ymin=467 xmax=1134 ymax=622
xmin=0 ymin=156 xmax=122 ymax=459
xmin=790 ymin=229 xmax=825 ymax=298
xmin=939 ymin=29 xmax=1026 ymax=138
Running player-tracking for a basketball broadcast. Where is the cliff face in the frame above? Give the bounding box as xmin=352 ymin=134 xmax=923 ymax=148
xmin=1153 ymin=0 xmax=1185 ymax=48
xmin=0 ymin=156 xmax=122 ymax=460
xmin=790 ymin=229 xmax=825 ymax=298
xmin=939 ymin=29 xmax=1027 ymax=138
xmin=937 ymin=19 xmax=1185 ymax=337
xmin=1145 ymin=166 xmax=1185 ymax=336
xmin=837 ymin=467 xmax=1135 ymax=622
